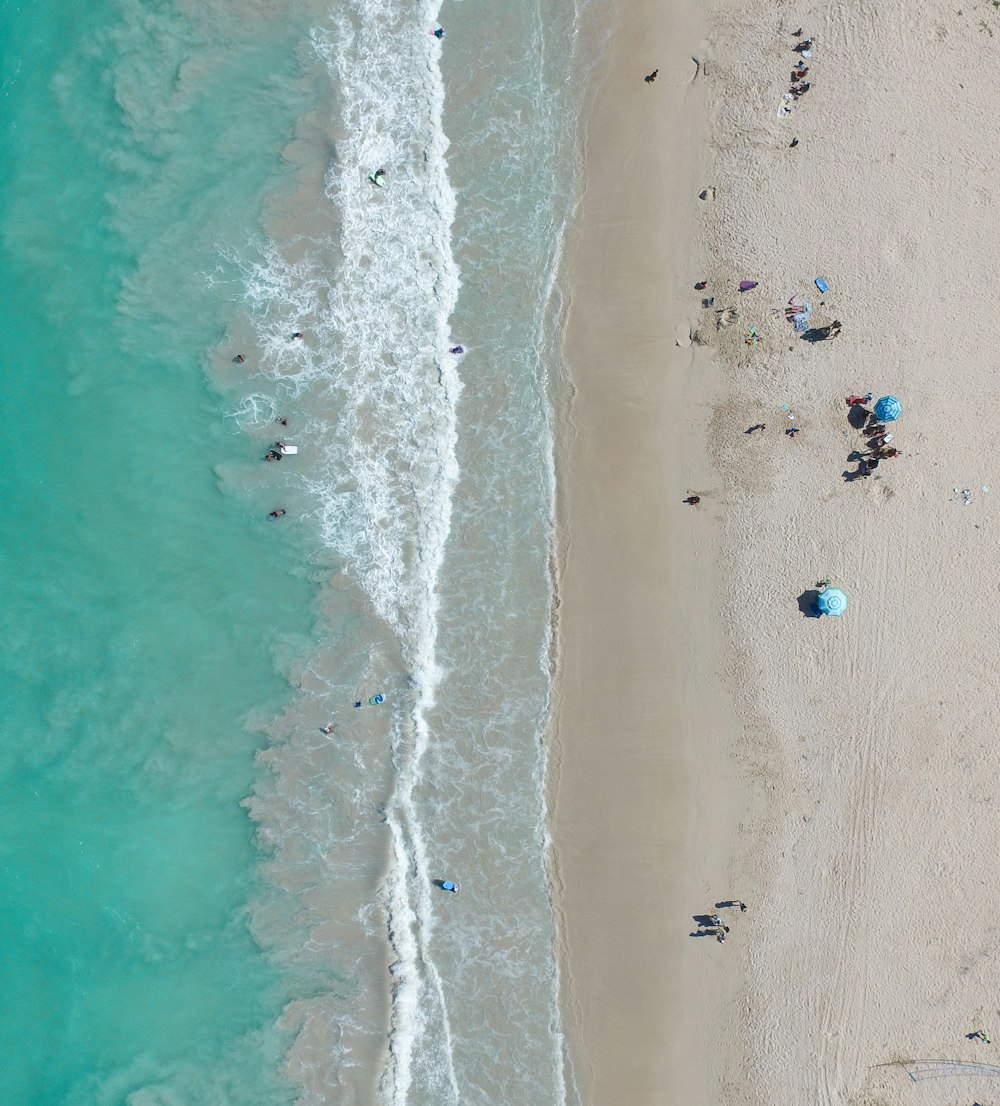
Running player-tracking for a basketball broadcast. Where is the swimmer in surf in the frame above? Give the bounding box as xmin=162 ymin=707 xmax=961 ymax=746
xmin=268 ymin=509 xmax=286 ymax=519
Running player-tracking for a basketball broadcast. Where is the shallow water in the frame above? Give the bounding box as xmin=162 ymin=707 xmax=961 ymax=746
xmin=0 ymin=0 xmax=582 ymax=1101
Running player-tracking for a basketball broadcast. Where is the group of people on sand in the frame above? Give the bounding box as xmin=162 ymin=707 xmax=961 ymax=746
xmin=788 ymin=36 xmax=813 ymax=99
xmin=846 ymin=395 xmax=902 ymax=479
xmin=695 ymin=900 xmax=747 ymax=944
xmin=779 ymin=32 xmax=815 ymax=121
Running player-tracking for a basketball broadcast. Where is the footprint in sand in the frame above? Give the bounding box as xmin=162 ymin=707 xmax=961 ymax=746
xmin=690 ymin=48 xmax=711 ymax=80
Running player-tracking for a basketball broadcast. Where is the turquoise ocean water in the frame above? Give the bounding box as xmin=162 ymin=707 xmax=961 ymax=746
xmin=0 ymin=0 xmax=581 ymax=1103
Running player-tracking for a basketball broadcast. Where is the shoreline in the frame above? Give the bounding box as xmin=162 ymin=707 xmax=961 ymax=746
xmin=548 ymin=0 xmax=752 ymax=1102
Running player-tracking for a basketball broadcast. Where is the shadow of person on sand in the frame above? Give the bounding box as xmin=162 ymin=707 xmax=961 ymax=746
xmin=801 ymin=327 xmax=832 ymax=343
xmin=797 ymin=589 xmax=821 ymax=617
xmin=688 ymin=930 xmax=718 ymax=938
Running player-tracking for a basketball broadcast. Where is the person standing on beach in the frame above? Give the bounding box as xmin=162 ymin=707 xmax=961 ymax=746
xmin=644 ymin=69 xmax=658 ymax=83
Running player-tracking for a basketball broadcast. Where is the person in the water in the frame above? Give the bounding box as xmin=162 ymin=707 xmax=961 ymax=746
xmin=268 ymin=509 xmax=286 ymax=519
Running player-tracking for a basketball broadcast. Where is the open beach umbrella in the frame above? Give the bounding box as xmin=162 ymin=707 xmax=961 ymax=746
xmin=817 ymin=587 xmax=848 ymax=617
xmin=874 ymin=395 xmax=902 ymax=423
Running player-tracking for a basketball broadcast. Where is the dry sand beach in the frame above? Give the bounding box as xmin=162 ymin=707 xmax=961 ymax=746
xmin=552 ymin=0 xmax=1000 ymax=1104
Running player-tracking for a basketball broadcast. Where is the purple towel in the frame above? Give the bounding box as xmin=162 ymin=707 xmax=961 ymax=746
xmin=739 ymin=280 xmax=758 ymax=291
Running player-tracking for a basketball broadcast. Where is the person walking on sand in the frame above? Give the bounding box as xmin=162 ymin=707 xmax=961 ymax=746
xmin=644 ymin=69 xmax=658 ymax=83
xmin=746 ymin=423 xmax=766 ymax=433
xmin=683 ymin=495 xmax=701 ymax=506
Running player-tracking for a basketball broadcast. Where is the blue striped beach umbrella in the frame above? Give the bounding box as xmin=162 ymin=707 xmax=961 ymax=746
xmin=817 ymin=587 xmax=848 ymax=617
xmin=874 ymin=395 xmax=902 ymax=423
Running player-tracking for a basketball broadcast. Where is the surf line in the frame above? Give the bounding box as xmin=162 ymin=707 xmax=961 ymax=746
xmin=335 ymin=1 xmax=464 ymax=1103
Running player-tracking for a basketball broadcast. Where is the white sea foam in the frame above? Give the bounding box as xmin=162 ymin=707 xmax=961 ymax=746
xmin=222 ymin=0 xmax=589 ymax=1097
xmin=236 ymin=0 xmax=465 ymax=1100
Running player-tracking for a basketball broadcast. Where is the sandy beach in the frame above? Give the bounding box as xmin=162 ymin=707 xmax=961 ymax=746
xmin=552 ymin=0 xmax=1000 ymax=1103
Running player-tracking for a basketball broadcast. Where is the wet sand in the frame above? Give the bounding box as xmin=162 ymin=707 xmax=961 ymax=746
xmin=549 ymin=0 xmax=750 ymax=1102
